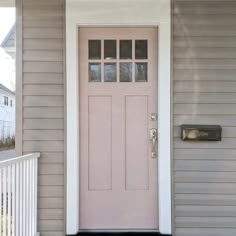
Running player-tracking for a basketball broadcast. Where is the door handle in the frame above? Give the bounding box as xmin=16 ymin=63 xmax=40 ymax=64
xmin=150 ymin=128 xmax=157 ymax=159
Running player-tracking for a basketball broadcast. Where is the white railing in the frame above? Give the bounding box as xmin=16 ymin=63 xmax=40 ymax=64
xmin=0 ymin=153 xmax=40 ymax=236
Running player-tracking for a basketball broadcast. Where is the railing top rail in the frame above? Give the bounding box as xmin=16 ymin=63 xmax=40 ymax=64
xmin=0 ymin=152 xmax=40 ymax=168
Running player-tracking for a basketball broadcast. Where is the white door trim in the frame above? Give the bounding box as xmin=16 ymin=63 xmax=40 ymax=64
xmin=66 ymin=1 xmax=171 ymax=234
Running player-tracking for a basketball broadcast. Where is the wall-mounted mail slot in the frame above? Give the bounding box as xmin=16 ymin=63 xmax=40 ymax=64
xmin=181 ymin=125 xmax=222 ymax=141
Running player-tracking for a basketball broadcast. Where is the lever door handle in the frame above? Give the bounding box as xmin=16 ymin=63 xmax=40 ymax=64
xmin=150 ymin=128 xmax=157 ymax=159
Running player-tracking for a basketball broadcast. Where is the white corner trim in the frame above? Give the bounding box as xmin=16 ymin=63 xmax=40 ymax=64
xmin=66 ymin=1 xmax=171 ymax=234
xmin=158 ymin=22 xmax=172 ymax=235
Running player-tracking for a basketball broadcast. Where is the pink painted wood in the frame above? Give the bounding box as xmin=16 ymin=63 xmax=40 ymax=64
xmin=79 ymin=27 xmax=158 ymax=230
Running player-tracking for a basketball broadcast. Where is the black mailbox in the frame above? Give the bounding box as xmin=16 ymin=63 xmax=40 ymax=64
xmin=181 ymin=125 xmax=222 ymax=141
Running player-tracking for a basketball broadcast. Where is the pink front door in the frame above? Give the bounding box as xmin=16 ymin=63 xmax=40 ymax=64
xmin=79 ymin=27 xmax=158 ymax=230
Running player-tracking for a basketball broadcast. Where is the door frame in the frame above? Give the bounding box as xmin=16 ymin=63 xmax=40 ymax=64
xmin=66 ymin=1 xmax=171 ymax=235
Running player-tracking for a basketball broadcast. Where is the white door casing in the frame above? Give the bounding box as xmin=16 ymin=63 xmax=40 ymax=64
xmin=66 ymin=0 xmax=171 ymax=234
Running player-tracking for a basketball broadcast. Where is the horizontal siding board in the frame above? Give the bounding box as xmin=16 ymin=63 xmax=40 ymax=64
xmin=174 ymin=25 xmax=236 ymax=37
xmin=24 ymin=39 xmax=63 ymax=50
xmin=175 ymin=171 xmax=236 ymax=183
xmin=174 ymin=48 xmax=236 ymax=59
xmin=23 ymin=51 xmax=63 ymax=62
xmin=40 ymin=232 xmax=64 ymax=236
xmin=39 ymin=209 xmax=64 ymax=220
xmin=176 ymin=217 xmax=236 ymax=228
xmin=175 ymin=160 xmax=236 ymax=172
xmin=23 ymin=7 xmax=63 ymax=17
xmin=24 ymin=85 xmax=64 ymax=96
xmin=24 ymin=73 xmax=64 ymax=85
xmin=174 ymin=69 xmax=236 ymax=81
xmin=174 ymin=81 xmax=236 ymax=92
xmin=23 ymin=141 xmax=64 ymax=152
xmin=176 ymin=205 xmax=236 ymax=217
xmin=174 ymin=149 xmax=236 ymax=160
xmin=39 ymin=220 xmax=64 ymax=231
xmin=23 ymin=18 xmax=63 ymax=28
xmin=23 ymin=62 xmax=63 ymax=72
xmin=39 ymin=186 xmax=64 ymax=198
xmin=24 ymin=108 xmax=64 ymax=118
xmin=24 ymin=96 xmax=64 ymax=107
xmin=174 ymin=138 xmax=236 ymax=149
xmin=174 ymin=115 xmax=236 ymax=126
xmin=39 ymin=197 xmax=64 ymax=209
xmin=24 ymin=119 xmax=64 ymax=130
xmin=175 ymin=194 xmax=236 ymax=206
xmin=39 ymin=164 xmax=64 ymax=175
xmin=174 ymin=15 xmax=236 ymax=26
xmin=174 ymin=104 xmax=236 ymax=115
xmin=24 ymin=28 xmax=63 ymax=39
xmin=175 ymin=183 xmax=236 ymax=194
xmin=174 ymin=93 xmax=236 ymax=104
xmin=175 ymin=59 xmax=236 ymax=69
xmin=39 ymin=153 xmax=64 ymax=164
xmin=174 ymin=37 xmax=236 ymax=48
xmin=39 ymin=175 xmax=64 ymax=186
xmin=176 ymin=228 xmax=236 ymax=236
xmin=23 ymin=130 xmax=64 ymax=141
xmin=23 ymin=0 xmax=64 ymax=6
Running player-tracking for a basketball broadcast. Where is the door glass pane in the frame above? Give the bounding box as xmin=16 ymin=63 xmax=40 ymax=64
xmin=135 ymin=63 xmax=147 ymax=82
xmin=135 ymin=40 xmax=147 ymax=59
xmin=120 ymin=63 xmax=132 ymax=82
xmin=89 ymin=40 xmax=101 ymax=59
xmin=104 ymin=63 xmax=117 ymax=82
xmin=89 ymin=63 xmax=101 ymax=82
xmin=120 ymin=40 xmax=132 ymax=59
xmin=104 ymin=40 xmax=116 ymax=59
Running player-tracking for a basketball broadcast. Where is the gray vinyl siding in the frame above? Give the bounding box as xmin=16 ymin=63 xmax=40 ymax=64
xmin=173 ymin=1 xmax=236 ymax=236
xmin=20 ymin=0 xmax=65 ymax=235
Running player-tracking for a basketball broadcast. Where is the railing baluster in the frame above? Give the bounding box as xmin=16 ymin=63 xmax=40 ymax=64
xmin=3 ymin=167 xmax=7 ymax=236
xmin=23 ymin=161 xmax=26 ymax=236
xmin=0 ymin=169 xmax=2 ymax=236
xmin=26 ymin=160 xmax=29 ymax=236
xmin=7 ymin=166 xmax=11 ymax=236
xmin=12 ymin=164 xmax=15 ymax=236
xmin=29 ymin=159 xmax=32 ymax=236
xmin=0 ymin=153 xmax=40 ymax=236
xmin=15 ymin=163 xmax=19 ymax=236
xmin=19 ymin=162 xmax=23 ymax=236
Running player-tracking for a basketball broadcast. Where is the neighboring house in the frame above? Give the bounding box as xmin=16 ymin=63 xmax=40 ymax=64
xmin=0 ymin=83 xmax=15 ymax=143
xmin=1 ymin=23 xmax=15 ymax=59
xmin=0 ymin=0 xmax=236 ymax=236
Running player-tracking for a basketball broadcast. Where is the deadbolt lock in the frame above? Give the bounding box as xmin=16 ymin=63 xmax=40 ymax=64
xmin=150 ymin=113 xmax=157 ymax=121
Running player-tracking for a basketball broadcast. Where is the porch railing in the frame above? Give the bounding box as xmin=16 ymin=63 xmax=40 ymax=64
xmin=0 ymin=153 xmax=40 ymax=236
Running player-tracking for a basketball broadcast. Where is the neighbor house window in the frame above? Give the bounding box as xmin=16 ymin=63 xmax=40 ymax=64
xmin=4 ymin=96 xmax=8 ymax=106
xmin=10 ymin=100 xmax=12 ymax=107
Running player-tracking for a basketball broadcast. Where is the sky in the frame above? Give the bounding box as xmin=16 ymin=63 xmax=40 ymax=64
xmin=0 ymin=8 xmax=15 ymax=44
xmin=0 ymin=8 xmax=15 ymax=91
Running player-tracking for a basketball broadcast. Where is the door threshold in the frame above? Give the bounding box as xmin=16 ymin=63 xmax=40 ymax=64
xmin=67 ymin=231 xmax=171 ymax=236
